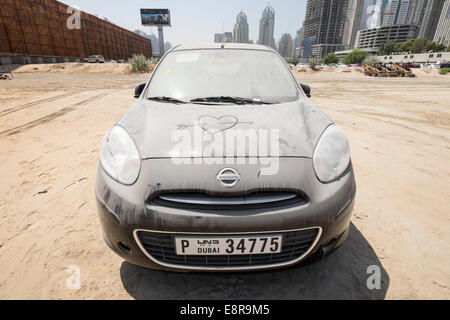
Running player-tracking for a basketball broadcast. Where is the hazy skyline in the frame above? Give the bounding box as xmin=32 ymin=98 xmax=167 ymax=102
xmin=60 ymin=0 xmax=307 ymax=45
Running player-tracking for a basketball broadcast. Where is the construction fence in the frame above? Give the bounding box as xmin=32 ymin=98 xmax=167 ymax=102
xmin=0 ymin=0 xmax=151 ymax=60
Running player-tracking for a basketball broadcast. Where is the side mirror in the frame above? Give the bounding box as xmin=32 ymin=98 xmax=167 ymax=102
xmin=134 ymin=83 xmax=146 ymax=98
xmin=299 ymin=82 xmax=311 ymax=98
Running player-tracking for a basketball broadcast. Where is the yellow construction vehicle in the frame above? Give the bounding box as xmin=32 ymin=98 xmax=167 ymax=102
xmin=364 ymin=65 xmax=379 ymax=76
xmin=380 ymin=64 xmax=399 ymax=77
xmin=391 ymin=64 xmax=415 ymax=77
xmin=364 ymin=64 xmax=389 ymax=77
xmin=364 ymin=63 xmax=415 ymax=78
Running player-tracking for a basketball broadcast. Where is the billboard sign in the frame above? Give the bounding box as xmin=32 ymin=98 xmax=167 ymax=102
xmin=140 ymin=9 xmax=171 ymax=26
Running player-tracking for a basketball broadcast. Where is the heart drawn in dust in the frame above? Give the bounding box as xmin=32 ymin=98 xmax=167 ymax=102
xmin=197 ymin=115 xmax=239 ymax=135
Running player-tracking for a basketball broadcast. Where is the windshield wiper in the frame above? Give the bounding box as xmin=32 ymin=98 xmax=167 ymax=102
xmin=190 ymin=96 xmax=274 ymax=105
xmin=148 ymin=96 xmax=187 ymax=104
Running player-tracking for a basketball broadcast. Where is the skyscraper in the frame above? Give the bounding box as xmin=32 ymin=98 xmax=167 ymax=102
xmin=382 ymin=0 xmax=411 ymax=26
xmin=396 ymin=0 xmax=411 ymax=24
xmin=135 ymin=30 xmax=160 ymax=55
xmin=224 ymin=32 xmax=233 ymax=43
xmin=417 ymin=0 xmax=446 ymax=39
xmin=303 ymin=0 xmax=322 ymax=40
xmin=382 ymin=0 xmax=400 ymax=25
xmin=433 ymin=0 xmax=450 ymax=46
xmin=278 ymin=33 xmax=294 ymax=58
xmin=233 ymin=11 xmax=249 ymax=43
xmin=214 ymin=32 xmax=233 ymax=43
xmin=258 ymin=6 xmax=275 ymax=48
xmin=407 ymin=0 xmax=427 ymax=25
xmin=343 ymin=0 xmax=365 ymax=49
xmin=214 ymin=33 xmax=225 ymax=43
xmin=302 ymin=0 xmax=348 ymax=60
xmin=360 ymin=0 xmax=382 ymax=30
xmin=295 ymin=27 xmax=305 ymax=57
xmin=380 ymin=0 xmax=391 ymax=23
xmin=296 ymin=27 xmax=305 ymax=49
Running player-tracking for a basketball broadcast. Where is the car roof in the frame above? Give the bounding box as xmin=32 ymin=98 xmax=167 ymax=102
xmin=171 ymin=43 xmax=275 ymax=52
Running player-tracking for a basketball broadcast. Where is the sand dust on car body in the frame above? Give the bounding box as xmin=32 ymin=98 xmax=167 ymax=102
xmin=0 ymin=65 xmax=448 ymax=299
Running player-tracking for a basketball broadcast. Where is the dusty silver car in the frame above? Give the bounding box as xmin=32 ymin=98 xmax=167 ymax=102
xmin=95 ymin=44 xmax=356 ymax=272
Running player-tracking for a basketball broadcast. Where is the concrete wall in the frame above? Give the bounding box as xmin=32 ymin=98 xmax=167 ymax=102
xmin=378 ymin=51 xmax=450 ymax=63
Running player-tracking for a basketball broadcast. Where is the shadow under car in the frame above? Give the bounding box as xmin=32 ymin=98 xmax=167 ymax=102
xmin=119 ymin=223 xmax=390 ymax=299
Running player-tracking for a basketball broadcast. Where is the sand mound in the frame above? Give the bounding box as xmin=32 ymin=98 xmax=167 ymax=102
xmin=412 ymin=68 xmax=444 ymax=77
xmin=14 ymin=62 xmax=155 ymax=75
xmin=295 ymin=67 xmax=315 ymax=73
xmin=13 ymin=62 xmax=445 ymax=78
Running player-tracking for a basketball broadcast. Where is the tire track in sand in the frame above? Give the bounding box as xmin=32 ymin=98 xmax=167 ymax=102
xmin=0 ymin=91 xmax=82 ymax=118
xmin=0 ymin=93 xmax=108 ymax=137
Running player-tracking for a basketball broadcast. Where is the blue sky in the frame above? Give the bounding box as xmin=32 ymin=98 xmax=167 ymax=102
xmin=60 ymin=0 xmax=307 ymax=45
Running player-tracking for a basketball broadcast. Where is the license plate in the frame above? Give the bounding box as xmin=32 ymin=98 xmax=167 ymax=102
xmin=174 ymin=235 xmax=283 ymax=255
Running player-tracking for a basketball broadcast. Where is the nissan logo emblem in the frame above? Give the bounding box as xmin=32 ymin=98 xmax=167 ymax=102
xmin=216 ymin=168 xmax=240 ymax=188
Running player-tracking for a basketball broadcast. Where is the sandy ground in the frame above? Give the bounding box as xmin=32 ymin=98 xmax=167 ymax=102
xmin=10 ymin=62 xmax=155 ymax=75
xmin=0 ymin=64 xmax=449 ymax=299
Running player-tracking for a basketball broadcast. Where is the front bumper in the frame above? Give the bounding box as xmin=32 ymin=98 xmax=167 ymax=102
xmin=95 ymin=158 xmax=356 ymax=272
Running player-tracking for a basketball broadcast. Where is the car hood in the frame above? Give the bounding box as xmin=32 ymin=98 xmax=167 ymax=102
xmin=117 ymin=99 xmax=332 ymax=159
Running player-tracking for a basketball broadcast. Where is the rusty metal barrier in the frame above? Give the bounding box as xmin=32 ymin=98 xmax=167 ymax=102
xmin=0 ymin=0 xmax=151 ymax=60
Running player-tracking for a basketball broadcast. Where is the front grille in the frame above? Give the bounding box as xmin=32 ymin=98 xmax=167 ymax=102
xmin=149 ymin=191 xmax=307 ymax=210
xmin=135 ymin=228 xmax=320 ymax=269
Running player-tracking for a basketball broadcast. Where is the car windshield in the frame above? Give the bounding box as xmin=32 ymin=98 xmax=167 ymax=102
xmin=146 ymin=49 xmax=299 ymax=104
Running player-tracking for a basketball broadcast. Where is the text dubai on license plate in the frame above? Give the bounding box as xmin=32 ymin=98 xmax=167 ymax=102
xmin=174 ymin=235 xmax=283 ymax=255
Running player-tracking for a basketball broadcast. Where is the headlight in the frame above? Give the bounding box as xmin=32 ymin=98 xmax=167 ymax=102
xmin=100 ymin=126 xmax=141 ymax=185
xmin=313 ymin=124 xmax=350 ymax=183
